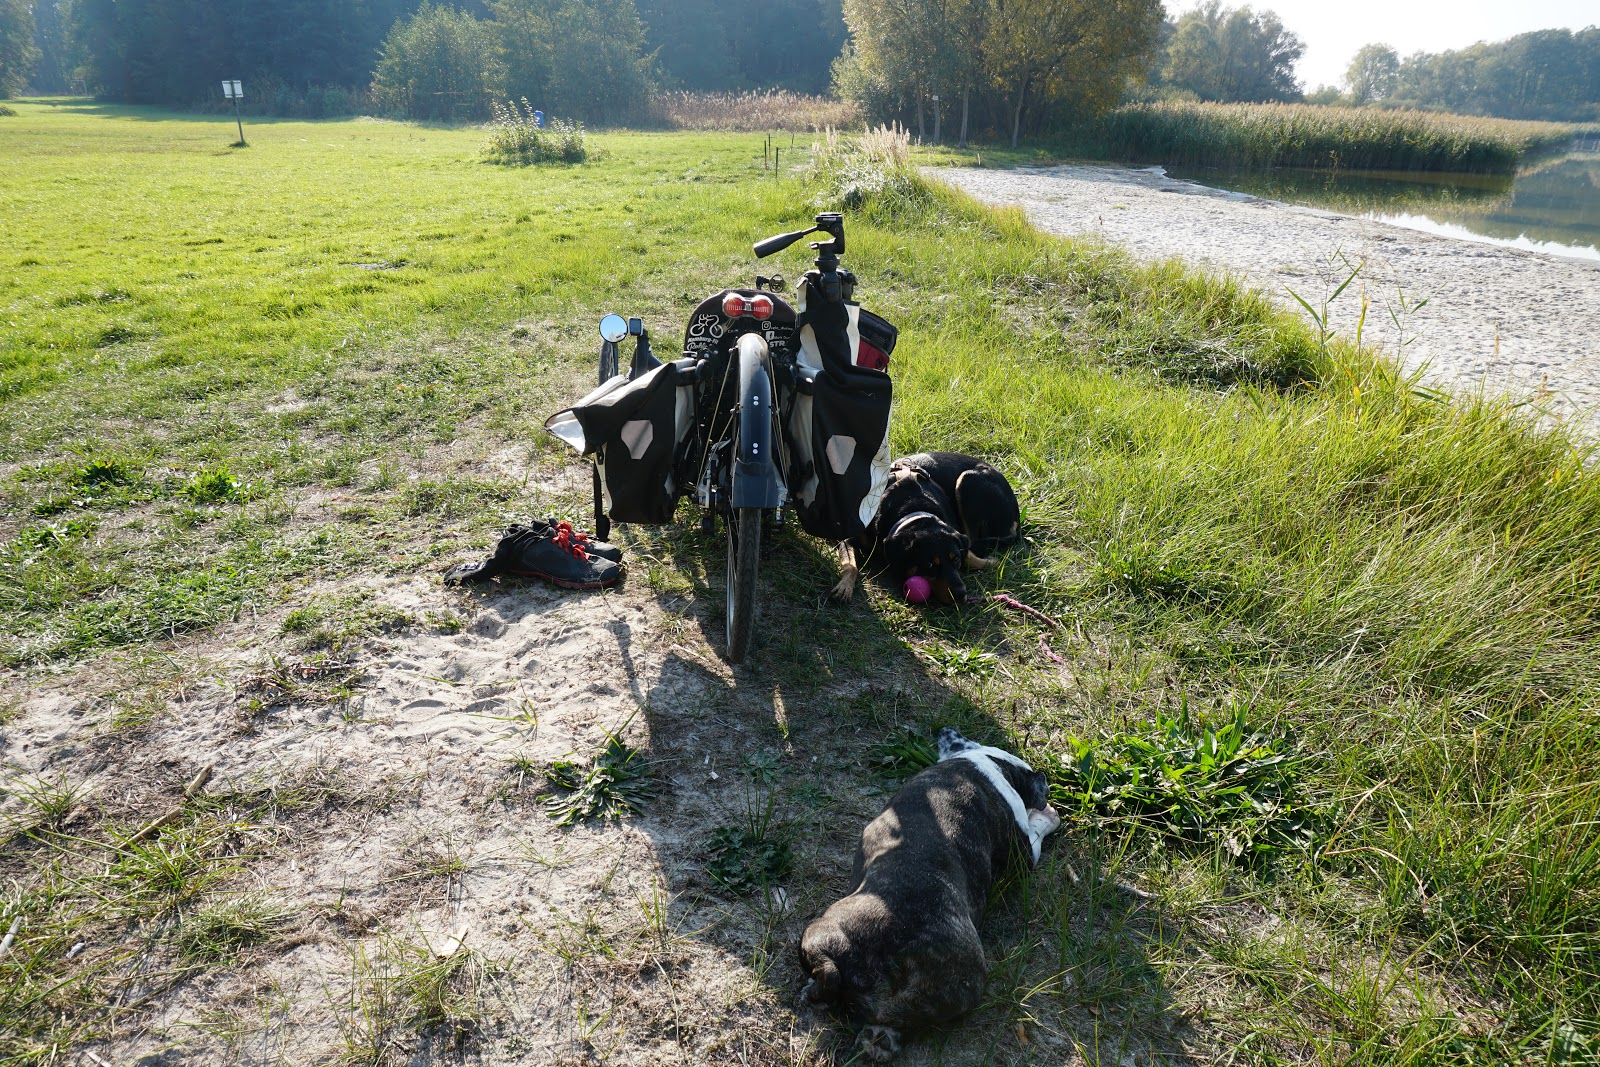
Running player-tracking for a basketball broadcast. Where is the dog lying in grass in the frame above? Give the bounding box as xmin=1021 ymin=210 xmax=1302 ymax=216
xmin=797 ymin=728 xmax=1061 ymax=1061
xmin=832 ymin=451 xmax=1021 ymax=605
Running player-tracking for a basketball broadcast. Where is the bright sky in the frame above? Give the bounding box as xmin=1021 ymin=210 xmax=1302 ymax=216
xmin=1165 ymin=0 xmax=1600 ymax=91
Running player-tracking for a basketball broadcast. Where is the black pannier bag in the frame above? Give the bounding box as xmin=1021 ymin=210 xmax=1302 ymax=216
xmin=544 ymin=361 xmax=693 ymax=525
xmin=786 ymin=281 xmax=896 ymax=542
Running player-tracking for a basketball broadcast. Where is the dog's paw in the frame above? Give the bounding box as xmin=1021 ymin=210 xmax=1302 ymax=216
xmin=965 ymin=550 xmax=998 ymax=571
xmin=857 ymin=1025 xmax=903 ymax=1062
xmin=829 ymin=575 xmax=857 ymax=601
xmin=1028 ymin=805 xmax=1062 ymax=837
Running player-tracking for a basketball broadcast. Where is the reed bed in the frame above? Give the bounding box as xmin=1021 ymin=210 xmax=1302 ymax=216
xmin=1078 ymin=100 xmax=1577 ymax=175
xmin=648 ymin=90 xmax=860 ymax=133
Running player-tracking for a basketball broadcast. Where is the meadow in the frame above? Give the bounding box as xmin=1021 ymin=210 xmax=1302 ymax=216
xmin=2 ymin=102 xmax=1598 ymax=1065
xmin=1053 ymin=100 xmax=1582 ymax=175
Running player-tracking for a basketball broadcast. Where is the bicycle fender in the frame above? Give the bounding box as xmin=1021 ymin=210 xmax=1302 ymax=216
xmin=732 ymin=333 xmax=784 ymax=509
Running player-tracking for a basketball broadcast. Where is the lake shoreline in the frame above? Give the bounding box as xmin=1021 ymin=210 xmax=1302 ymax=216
xmin=938 ymin=162 xmax=1600 ymax=427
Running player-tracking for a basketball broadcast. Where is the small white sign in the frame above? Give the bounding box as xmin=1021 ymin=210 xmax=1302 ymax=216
xmin=231 ymin=80 xmax=243 ymax=99
xmin=221 ymin=80 xmax=233 ymax=98
xmin=222 ymin=80 xmax=242 ymax=99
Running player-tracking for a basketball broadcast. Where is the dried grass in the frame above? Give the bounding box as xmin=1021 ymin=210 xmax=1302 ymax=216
xmin=649 ymin=91 xmax=860 ymax=133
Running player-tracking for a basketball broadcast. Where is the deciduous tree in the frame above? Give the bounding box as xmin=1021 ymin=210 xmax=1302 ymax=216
xmin=371 ymin=3 xmax=501 ymax=120
xmin=984 ymin=0 xmax=1161 ymax=147
xmin=1161 ymin=1 xmax=1302 ymax=103
xmin=0 ymin=0 xmax=41 ymax=96
xmin=1345 ymin=43 xmax=1398 ymax=106
xmin=490 ymin=0 xmax=648 ymax=123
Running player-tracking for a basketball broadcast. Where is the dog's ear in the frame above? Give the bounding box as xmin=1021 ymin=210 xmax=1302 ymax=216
xmin=1025 ymin=770 xmax=1050 ymax=811
xmin=807 ymin=957 xmax=842 ymax=1004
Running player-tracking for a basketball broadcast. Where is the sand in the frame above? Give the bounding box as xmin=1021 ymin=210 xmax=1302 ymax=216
xmin=938 ymin=163 xmax=1600 ymax=428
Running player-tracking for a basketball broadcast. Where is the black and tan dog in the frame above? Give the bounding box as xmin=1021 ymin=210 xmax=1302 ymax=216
xmin=832 ymin=451 xmax=1021 ymax=604
xmin=797 ymin=728 xmax=1061 ymax=1061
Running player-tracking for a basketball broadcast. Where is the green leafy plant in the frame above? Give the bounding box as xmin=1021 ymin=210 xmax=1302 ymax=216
xmin=705 ymin=751 xmax=794 ymax=894
xmin=543 ymin=732 xmax=653 ymax=826
xmin=924 ymin=645 xmax=998 ymax=678
xmin=183 ymin=466 xmax=247 ymax=504
xmin=872 ymin=727 xmax=937 ymax=779
xmin=73 ymin=456 xmax=139 ymax=487
xmin=1051 ymin=702 xmax=1318 ymax=859
xmin=706 ymin=826 xmax=793 ymax=894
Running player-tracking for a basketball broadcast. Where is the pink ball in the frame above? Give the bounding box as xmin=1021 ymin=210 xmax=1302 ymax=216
xmin=904 ymin=575 xmax=932 ymax=604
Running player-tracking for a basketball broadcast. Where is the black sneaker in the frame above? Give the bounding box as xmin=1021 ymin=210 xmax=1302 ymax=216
xmin=443 ymin=523 xmax=623 ymax=589
xmin=494 ymin=523 xmax=622 ymax=590
xmin=521 ymin=518 xmax=623 ymax=563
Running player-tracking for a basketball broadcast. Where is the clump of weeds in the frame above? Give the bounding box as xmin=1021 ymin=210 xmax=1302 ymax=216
xmin=543 ymin=728 xmax=654 ymax=826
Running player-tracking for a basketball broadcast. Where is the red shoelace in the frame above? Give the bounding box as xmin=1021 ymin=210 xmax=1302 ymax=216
xmin=551 ymin=521 xmax=590 ymax=560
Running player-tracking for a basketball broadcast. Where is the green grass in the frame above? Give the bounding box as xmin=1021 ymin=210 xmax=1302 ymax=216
xmin=3 ymin=102 xmax=1599 ymax=1063
xmin=936 ymin=100 xmax=1579 ymax=175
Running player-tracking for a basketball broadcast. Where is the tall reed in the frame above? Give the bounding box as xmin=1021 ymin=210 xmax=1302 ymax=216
xmin=1075 ymin=100 xmax=1577 ymax=174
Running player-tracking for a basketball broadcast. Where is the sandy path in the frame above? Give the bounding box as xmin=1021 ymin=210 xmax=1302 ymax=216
xmin=939 ymin=163 xmax=1600 ymax=425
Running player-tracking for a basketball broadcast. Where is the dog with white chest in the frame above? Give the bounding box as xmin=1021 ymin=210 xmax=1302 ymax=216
xmin=797 ymin=728 xmax=1061 ymax=1061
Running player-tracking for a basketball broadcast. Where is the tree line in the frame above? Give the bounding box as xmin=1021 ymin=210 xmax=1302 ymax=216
xmin=1341 ymin=28 xmax=1600 ymax=121
xmin=834 ymin=0 xmax=1311 ymax=146
xmin=0 ymin=0 xmax=848 ymax=117
xmin=835 ymin=0 xmax=1166 ymax=148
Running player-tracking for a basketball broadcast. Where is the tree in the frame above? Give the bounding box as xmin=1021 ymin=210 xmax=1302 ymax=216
xmin=843 ymin=0 xmax=976 ymax=141
xmin=490 ymin=0 xmax=648 ymax=123
xmin=1345 ymin=43 xmax=1398 ymax=106
xmin=371 ymin=3 xmax=502 ymax=120
xmin=638 ymin=0 xmax=844 ymax=94
xmin=30 ymin=0 xmax=74 ymax=93
xmin=1161 ymin=1 xmax=1302 ymax=103
xmin=0 ymin=0 xmax=40 ymax=96
xmin=985 ymin=0 xmax=1162 ymax=147
xmin=1389 ymin=28 xmax=1600 ymax=121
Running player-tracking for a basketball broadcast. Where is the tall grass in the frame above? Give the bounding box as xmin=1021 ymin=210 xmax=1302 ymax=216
xmin=648 ymin=90 xmax=860 ymax=132
xmin=1073 ymin=100 xmax=1578 ymax=174
xmin=811 ymin=136 xmax=1600 ymax=1057
xmin=482 ymin=99 xmax=587 ymax=165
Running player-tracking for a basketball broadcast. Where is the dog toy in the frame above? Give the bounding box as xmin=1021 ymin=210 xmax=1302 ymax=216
xmin=904 ymin=575 xmax=932 ymax=604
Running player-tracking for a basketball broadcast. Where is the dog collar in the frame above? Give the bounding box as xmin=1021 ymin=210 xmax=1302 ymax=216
xmin=888 ymin=510 xmax=940 ymax=539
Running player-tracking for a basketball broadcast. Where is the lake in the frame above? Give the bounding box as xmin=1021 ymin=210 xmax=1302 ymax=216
xmin=1168 ymin=154 xmax=1600 ymax=263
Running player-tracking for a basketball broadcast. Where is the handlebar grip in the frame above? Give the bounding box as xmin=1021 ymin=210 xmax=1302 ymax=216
xmin=753 ymin=226 xmax=816 ymax=259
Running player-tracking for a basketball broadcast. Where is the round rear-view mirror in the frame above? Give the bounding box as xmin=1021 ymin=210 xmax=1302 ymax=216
xmin=598 ymin=314 xmax=628 ymax=343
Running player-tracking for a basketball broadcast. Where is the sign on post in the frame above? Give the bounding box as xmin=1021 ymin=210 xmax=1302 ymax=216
xmin=222 ymin=80 xmax=246 ymax=146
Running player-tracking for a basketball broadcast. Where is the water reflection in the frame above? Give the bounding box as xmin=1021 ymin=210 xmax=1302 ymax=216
xmin=1168 ymin=155 xmax=1600 ymax=262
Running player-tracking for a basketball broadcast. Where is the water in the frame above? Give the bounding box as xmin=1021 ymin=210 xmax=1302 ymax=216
xmin=1167 ymin=155 xmax=1600 ymax=263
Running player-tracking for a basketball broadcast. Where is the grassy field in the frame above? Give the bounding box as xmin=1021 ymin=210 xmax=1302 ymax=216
xmin=2 ymin=101 xmax=1599 ymax=1066
xmin=1022 ymin=101 xmax=1582 ymax=175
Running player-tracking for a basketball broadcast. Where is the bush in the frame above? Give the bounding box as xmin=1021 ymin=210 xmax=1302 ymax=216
xmin=482 ymin=99 xmax=588 ymax=165
xmin=0 ymin=104 xmax=15 ymax=116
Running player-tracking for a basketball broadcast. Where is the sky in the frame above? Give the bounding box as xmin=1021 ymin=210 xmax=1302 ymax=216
xmin=1165 ymin=0 xmax=1600 ymax=91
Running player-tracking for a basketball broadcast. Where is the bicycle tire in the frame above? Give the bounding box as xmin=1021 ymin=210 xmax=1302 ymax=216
xmin=724 ymin=505 xmax=761 ymax=663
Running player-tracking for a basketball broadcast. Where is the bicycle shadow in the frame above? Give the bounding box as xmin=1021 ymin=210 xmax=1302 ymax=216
xmin=585 ymin=521 xmax=1199 ymax=1066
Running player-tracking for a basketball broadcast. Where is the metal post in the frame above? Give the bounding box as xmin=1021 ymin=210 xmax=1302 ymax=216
xmin=233 ymin=96 xmax=245 ymax=145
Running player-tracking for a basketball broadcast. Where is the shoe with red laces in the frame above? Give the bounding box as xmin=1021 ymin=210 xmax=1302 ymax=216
xmin=443 ymin=522 xmax=622 ymax=589
xmin=522 ymin=518 xmax=623 ymax=563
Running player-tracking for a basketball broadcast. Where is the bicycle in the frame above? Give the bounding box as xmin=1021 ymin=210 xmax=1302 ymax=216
xmin=546 ymin=213 xmax=897 ymax=662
